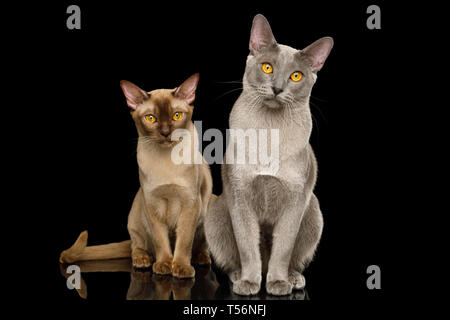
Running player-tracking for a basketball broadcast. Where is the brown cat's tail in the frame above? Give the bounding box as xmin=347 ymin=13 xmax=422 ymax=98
xmin=59 ymin=231 xmax=131 ymax=263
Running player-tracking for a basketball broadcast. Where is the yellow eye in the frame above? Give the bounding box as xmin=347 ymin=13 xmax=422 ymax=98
xmin=172 ymin=112 xmax=183 ymax=121
xmin=144 ymin=115 xmax=156 ymax=123
xmin=262 ymin=63 xmax=273 ymax=74
xmin=290 ymin=71 xmax=303 ymax=82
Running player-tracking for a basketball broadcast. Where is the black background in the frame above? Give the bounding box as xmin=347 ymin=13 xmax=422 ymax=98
xmin=13 ymin=0 xmax=418 ymax=310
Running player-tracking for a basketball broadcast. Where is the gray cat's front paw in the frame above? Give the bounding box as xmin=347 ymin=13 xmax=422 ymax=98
xmin=233 ymin=279 xmax=261 ymax=295
xmin=266 ymin=280 xmax=293 ymax=296
xmin=288 ymin=271 xmax=306 ymax=290
xmin=228 ymin=270 xmax=241 ymax=284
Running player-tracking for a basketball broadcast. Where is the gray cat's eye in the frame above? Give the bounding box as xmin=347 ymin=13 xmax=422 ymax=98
xmin=290 ymin=71 xmax=303 ymax=82
xmin=262 ymin=62 xmax=273 ymax=74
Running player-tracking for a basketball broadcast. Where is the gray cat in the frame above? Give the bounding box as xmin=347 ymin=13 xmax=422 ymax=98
xmin=204 ymin=14 xmax=333 ymax=296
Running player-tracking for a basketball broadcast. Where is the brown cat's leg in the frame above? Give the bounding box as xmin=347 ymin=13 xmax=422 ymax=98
xmin=192 ymin=224 xmax=211 ymax=266
xmin=129 ymin=224 xmax=153 ymax=268
xmin=172 ymin=199 xmax=200 ymax=278
xmin=128 ymin=189 xmax=154 ymax=268
xmin=145 ymin=206 xmax=173 ymax=275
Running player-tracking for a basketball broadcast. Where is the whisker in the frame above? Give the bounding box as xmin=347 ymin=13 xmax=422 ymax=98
xmin=213 ymin=87 xmax=243 ymax=102
xmin=214 ymin=80 xmax=244 ymax=84
xmin=310 ymin=95 xmax=328 ymax=103
xmin=309 ymin=100 xmax=328 ymax=124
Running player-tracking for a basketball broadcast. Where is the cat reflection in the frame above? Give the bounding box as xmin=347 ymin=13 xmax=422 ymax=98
xmin=213 ymin=273 xmax=308 ymax=300
xmin=60 ymin=259 xmax=219 ymax=300
xmin=217 ymin=287 xmax=308 ymax=300
xmin=60 ymin=259 xmax=306 ymax=300
xmin=127 ymin=266 xmax=219 ymax=300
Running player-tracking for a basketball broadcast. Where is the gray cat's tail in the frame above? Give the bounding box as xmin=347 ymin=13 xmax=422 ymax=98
xmin=59 ymin=231 xmax=131 ymax=263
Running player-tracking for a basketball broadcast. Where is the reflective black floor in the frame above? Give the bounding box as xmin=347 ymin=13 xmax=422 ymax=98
xmin=60 ymin=259 xmax=308 ymax=300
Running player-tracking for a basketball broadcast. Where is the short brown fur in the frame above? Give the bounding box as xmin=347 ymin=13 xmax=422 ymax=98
xmin=60 ymin=74 xmax=212 ymax=278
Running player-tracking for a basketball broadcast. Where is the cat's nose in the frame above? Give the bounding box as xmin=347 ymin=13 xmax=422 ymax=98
xmin=272 ymin=87 xmax=283 ymax=95
xmin=160 ymin=129 xmax=170 ymax=137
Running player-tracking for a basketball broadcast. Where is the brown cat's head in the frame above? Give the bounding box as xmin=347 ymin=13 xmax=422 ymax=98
xmin=120 ymin=73 xmax=199 ymax=146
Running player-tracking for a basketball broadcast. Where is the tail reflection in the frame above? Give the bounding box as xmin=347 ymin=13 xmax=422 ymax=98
xmin=60 ymin=259 xmax=219 ymax=300
xmin=59 ymin=258 xmax=132 ymax=299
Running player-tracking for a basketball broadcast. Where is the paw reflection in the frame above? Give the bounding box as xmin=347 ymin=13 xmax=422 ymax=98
xmin=213 ymin=273 xmax=309 ymax=300
xmin=59 ymin=259 xmax=219 ymax=300
xmin=127 ymin=266 xmax=219 ymax=300
xmin=60 ymin=259 xmax=308 ymax=300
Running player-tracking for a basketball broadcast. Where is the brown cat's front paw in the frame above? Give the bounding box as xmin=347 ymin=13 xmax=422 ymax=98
xmin=132 ymin=251 xmax=153 ymax=269
xmin=266 ymin=280 xmax=293 ymax=296
xmin=192 ymin=251 xmax=211 ymax=266
xmin=172 ymin=261 xmax=195 ymax=278
xmin=152 ymin=259 xmax=173 ymax=275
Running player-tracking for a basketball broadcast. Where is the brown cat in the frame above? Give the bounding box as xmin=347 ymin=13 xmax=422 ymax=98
xmin=60 ymin=74 xmax=213 ymax=278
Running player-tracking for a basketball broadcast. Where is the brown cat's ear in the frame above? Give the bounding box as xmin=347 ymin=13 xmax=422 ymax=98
xmin=302 ymin=37 xmax=334 ymax=72
xmin=249 ymin=14 xmax=277 ymax=54
xmin=119 ymin=80 xmax=149 ymax=111
xmin=174 ymin=73 xmax=199 ymax=105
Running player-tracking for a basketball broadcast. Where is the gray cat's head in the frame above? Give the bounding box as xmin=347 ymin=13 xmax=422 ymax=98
xmin=244 ymin=14 xmax=333 ymax=109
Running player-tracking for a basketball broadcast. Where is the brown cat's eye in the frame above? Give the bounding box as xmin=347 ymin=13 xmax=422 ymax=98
xmin=144 ymin=114 xmax=157 ymax=124
xmin=172 ymin=112 xmax=183 ymax=121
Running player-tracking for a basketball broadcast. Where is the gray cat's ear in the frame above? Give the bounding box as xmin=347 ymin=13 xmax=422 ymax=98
xmin=249 ymin=14 xmax=277 ymax=54
xmin=119 ymin=80 xmax=149 ymax=111
xmin=174 ymin=73 xmax=199 ymax=105
xmin=302 ymin=37 xmax=334 ymax=72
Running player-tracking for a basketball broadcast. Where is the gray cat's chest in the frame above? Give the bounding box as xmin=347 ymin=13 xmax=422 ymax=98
xmin=237 ymin=153 xmax=308 ymax=189
xmin=230 ymin=97 xmax=312 ymax=149
xmin=226 ymin=97 xmax=314 ymax=219
xmin=228 ymin=106 xmax=310 ymax=185
xmin=249 ymin=174 xmax=293 ymax=223
xmin=242 ymin=151 xmax=310 ymax=223
xmin=228 ymin=102 xmax=314 ymax=221
xmin=226 ymin=137 xmax=310 ymax=197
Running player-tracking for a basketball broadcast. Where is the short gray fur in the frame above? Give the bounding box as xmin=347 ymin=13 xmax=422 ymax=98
xmin=204 ymin=14 xmax=333 ymax=296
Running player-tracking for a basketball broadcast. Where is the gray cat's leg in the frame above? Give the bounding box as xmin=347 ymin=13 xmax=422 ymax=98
xmin=289 ymin=193 xmax=323 ymax=289
xmin=227 ymin=193 xmax=262 ymax=295
xmin=266 ymin=195 xmax=310 ymax=296
xmin=191 ymin=223 xmax=212 ymax=266
xmin=204 ymin=194 xmax=241 ymax=282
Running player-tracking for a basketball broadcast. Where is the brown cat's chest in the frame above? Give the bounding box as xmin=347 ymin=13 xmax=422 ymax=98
xmin=144 ymin=184 xmax=192 ymax=230
xmin=138 ymin=145 xmax=195 ymax=187
xmin=137 ymin=145 xmax=200 ymax=228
